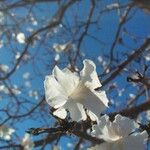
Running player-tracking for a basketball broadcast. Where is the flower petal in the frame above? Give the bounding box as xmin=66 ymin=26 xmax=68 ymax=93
xmin=79 ymin=87 xmax=108 ymax=117
xmin=53 ymin=108 xmax=67 ymax=119
xmin=122 ymin=131 xmax=148 ymax=150
xmin=44 ymin=76 xmax=67 ymax=108
xmin=87 ymin=110 xmax=98 ymax=122
xmin=114 ymin=114 xmax=137 ymax=136
xmin=92 ymin=115 xmax=110 ymax=138
xmin=80 ymin=59 xmax=101 ymax=89
xmin=53 ymin=66 xmax=79 ymax=96
xmin=64 ymin=102 xmax=87 ymax=121
xmin=88 ymin=143 xmax=112 ymax=150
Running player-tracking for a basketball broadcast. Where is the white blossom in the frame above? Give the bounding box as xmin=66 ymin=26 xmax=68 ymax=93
xmin=0 ymin=84 xmax=21 ymax=95
xmin=129 ymin=93 xmax=136 ymax=99
xmin=54 ymin=53 xmax=60 ymax=61
xmin=53 ymin=43 xmax=71 ymax=53
xmin=23 ymin=72 xmax=30 ymax=79
xmin=90 ymin=114 xmax=148 ymax=150
xmin=0 ymin=64 xmax=9 ymax=73
xmin=29 ymin=90 xmax=39 ymax=100
xmin=97 ymin=56 xmax=103 ymax=63
xmin=106 ymin=3 xmax=119 ymax=10
xmin=145 ymin=52 xmax=150 ymax=61
xmin=16 ymin=52 xmax=30 ymax=61
xmin=0 ymin=85 xmax=7 ymax=93
xmin=16 ymin=32 xmax=26 ymax=44
xmin=44 ymin=59 xmax=109 ymax=121
xmin=15 ymin=52 xmax=21 ymax=60
xmin=0 ymin=125 xmax=15 ymax=140
xmin=118 ymin=88 xmax=124 ymax=97
xmin=30 ymin=16 xmax=38 ymax=26
xmin=11 ymin=85 xmax=21 ymax=95
xmin=21 ymin=134 xmax=34 ymax=150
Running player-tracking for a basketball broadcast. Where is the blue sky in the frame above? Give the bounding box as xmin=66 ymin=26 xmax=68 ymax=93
xmin=0 ymin=0 xmax=150 ymax=149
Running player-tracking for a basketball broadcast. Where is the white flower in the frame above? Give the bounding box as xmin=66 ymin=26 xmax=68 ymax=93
xmin=54 ymin=53 xmax=60 ymax=61
xmin=106 ymin=3 xmax=119 ymax=10
xmin=145 ymin=52 xmax=150 ymax=61
xmin=44 ymin=59 xmax=109 ymax=121
xmin=53 ymin=43 xmax=71 ymax=53
xmin=23 ymin=72 xmax=30 ymax=79
xmin=0 ymin=64 xmax=9 ymax=73
xmin=90 ymin=114 xmax=148 ymax=150
xmin=15 ymin=52 xmax=21 ymax=60
xmin=0 ymin=85 xmax=8 ymax=93
xmin=11 ymin=85 xmax=21 ymax=95
xmin=28 ymin=90 xmax=38 ymax=100
xmin=0 ymin=84 xmax=21 ymax=95
xmin=97 ymin=56 xmax=103 ymax=63
xmin=129 ymin=93 xmax=136 ymax=99
xmin=0 ymin=125 xmax=15 ymax=140
xmin=16 ymin=32 xmax=26 ymax=44
xmin=21 ymin=134 xmax=34 ymax=150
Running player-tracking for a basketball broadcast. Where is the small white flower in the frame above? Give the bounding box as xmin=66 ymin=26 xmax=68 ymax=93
xmin=54 ymin=53 xmax=60 ymax=61
xmin=97 ymin=56 xmax=103 ymax=63
xmin=0 ymin=85 xmax=8 ymax=94
xmin=0 ymin=64 xmax=9 ymax=73
xmin=90 ymin=114 xmax=148 ymax=150
xmin=0 ymin=125 xmax=15 ymax=140
xmin=30 ymin=16 xmax=38 ymax=26
xmin=23 ymin=72 xmax=30 ymax=79
xmin=16 ymin=33 xmax=26 ymax=44
xmin=44 ymin=59 xmax=109 ymax=121
xmin=15 ymin=52 xmax=21 ymax=60
xmin=106 ymin=3 xmax=119 ymax=10
xmin=0 ymin=84 xmax=21 ymax=95
xmin=28 ymin=90 xmax=38 ymax=100
xmin=129 ymin=93 xmax=136 ymax=99
xmin=21 ymin=134 xmax=34 ymax=150
xmin=145 ymin=52 xmax=150 ymax=61
xmin=53 ymin=43 xmax=71 ymax=53
xmin=11 ymin=85 xmax=21 ymax=95
xmin=118 ymin=88 xmax=124 ymax=97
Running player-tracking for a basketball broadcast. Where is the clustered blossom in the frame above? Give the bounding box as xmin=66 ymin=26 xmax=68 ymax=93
xmin=0 ymin=84 xmax=21 ymax=95
xmin=21 ymin=134 xmax=34 ymax=150
xmin=44 ymin=59 xmax=109 ymax=121
xmin=0 ymin=125 xmax=15 ymax=140
xmin=90 ymin=115 xmax=148 ymax=150
xmin=53 ymin=43 xmax=72 ymax=61
xmin=53 ymin=43 xmax=71 ymax=53
xmin=16 ymin=32 xmax=26 ymax=44
xmin=44 ymin=59 xmax=148 ymax=149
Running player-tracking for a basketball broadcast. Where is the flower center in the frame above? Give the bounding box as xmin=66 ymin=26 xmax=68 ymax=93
xmin=68 ymin=82 xmax=88 ymax=102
